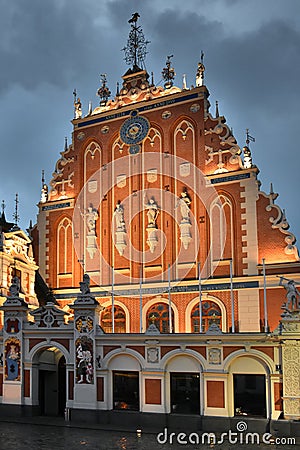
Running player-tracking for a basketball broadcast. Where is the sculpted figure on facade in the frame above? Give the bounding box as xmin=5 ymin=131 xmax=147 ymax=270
xmin=175 ymin=190 xmax=191 ymax=223
xmin=86 ymin=205 xmax=98 ymax=235
xmin=144 ymin=195 xmax=159 ymax=228
xmin=114 ymin=201 xmax=126 ymax=231
xmin=80 ymin=273 xmax=91 ymax=295
xmin=280 ymin=277 xmax=300 ymax=311
xmin=9 ymin=276 xmax=20 ymax=298
xmin=74 ymin=97 xmax=82 ymax=119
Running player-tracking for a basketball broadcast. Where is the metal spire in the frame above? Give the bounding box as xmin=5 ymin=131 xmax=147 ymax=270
xmin=13 ymin=193 xmax=20 ymax=228
xmin=215 ymin=101 xmax=219 ymax=118
xmin=122 ymin=13 xmax=150 ymax=71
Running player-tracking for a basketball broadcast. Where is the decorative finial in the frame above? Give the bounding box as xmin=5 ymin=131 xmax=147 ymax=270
xmin=73 ymin=89 xmax=82 ymax=119
xmin=196 ymin=51 xmax=205 ymax=87
xmin=64 ymin=137 xmax=68 ymax=151
xmin=151 ymin=71 xmax=154 ymax=86
xmin=13 ymin=193 xmax=20 ymax=229
xmin=270 ymin=183 xmax=274 ymax=195
xmin=88 ymin=101 xmax=92 ymax=115
xmin=122 ymin=13 xmax=150 ymax=71
xmin=215 ymin=101 xmax=219 ymax=118
xmin=116 ymin=82 xmax=120 ymax=97
xmin=162 ymin=55 xmax=176 ymax=89
xmin=182 ymin=74 xmax=188 ymax=90
xmin=97 ymin=74 xmax=111 ymax=106
xmin=1 ymin=200 xmax=5 ymax=217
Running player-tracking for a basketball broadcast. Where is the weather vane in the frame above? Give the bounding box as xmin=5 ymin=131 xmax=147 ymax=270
xmin=162 ymin=55 xmax=176 ymax=89
xmin=246 ymin=129 xmax=255 ymax=146
xmin=122 ymin=12 xmax=150 ymax=70
xmin=97 ymin=74 xmax=111 ymax=106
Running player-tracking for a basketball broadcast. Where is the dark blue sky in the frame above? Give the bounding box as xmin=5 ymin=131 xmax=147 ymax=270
xmin=0 ymin=0 xmax=299 ymax=249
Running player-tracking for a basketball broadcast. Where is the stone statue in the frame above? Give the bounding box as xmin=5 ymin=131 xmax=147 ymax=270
xmin=74 ymin=98 xmax=82 ymax=119
xmin=175 ymin=191 xmax=191 ymax=222
xmin=80 ymin=273 xmax=90 ymax=295
xmin=9 ymin=276 xmax=20 ymax=297
xmin=196 ymin=62 xmax=205 ymax=87
xmin=114 ymin=201 xmax=125 ymax=230
xmin=144 ymin=195 xmax=159 ymax=227
xmin=86 ymin=206 xmax=98 ymax=235
xmin=279 ymin=277 xmax=300 ymax=311
xmin=41 ymin=183 xmax=48 ymax=203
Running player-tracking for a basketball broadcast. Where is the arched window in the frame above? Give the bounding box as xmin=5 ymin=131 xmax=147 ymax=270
xmin=101 ymin=305 xmax=126 ymax=333
xmin=147 ymin=303 xmax=174 ymax=333
xmin=210 ymin=194 xmax=234 ymax=264
xmin=57 ymin=218 xmax=73 ymax=274
xmin=191 ymin=300 xmax=221 ymax=333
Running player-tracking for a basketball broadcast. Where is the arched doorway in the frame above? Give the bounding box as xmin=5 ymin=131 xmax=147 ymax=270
xmin=37 ymin=347 xmax=66 ymax=416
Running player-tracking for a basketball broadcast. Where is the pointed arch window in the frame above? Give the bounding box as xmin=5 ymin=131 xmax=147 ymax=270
xmin=210 ymin=195 xmax=234 ymax=262
xmin=191 ymin=300 xmax=221 ymax=333
xmin=147 ymin=302 xmax=174 ymax=334
xmin=57 ymin=218 xmax=73 ymax=274
xmin=101 ymin=305 xmax=126 ymax=333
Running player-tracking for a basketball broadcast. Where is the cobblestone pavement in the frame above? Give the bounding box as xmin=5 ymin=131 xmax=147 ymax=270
xmin=0 ymin=420 xmax=298 ymax=450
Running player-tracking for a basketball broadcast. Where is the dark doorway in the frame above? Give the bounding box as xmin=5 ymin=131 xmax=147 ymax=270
xmin=170 ymin=372 xmax=200 ymax=414
xmin=234 ymin=374 xmax=266 ymax=417
xmin=113 ymin=371 xmax=139 ymax=411
xmin=38 ymin=350 xmax=66 ymax=416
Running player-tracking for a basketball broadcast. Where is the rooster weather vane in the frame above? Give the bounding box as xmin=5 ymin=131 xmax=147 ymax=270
xmin=122 ymin=12 xmax=150 ymax=70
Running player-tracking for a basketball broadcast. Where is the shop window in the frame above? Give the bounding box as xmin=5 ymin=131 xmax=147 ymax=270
xmin=234 ymin=374 xmax=266 ymax=417
xmin=101 ymin=305 xmax=126 ymax=333
xmin=170 ymin=372 xmax=200 ymax=414
xmin=147 ymin=303 xmax=174 ymax=333
xmin=191 ymin=301 xmax=221 ymax=332
xmin=113 ymin=371 xmax=139 ymax=411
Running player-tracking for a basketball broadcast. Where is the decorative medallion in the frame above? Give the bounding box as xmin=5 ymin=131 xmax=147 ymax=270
xmin=101 ymin=125 xmax=110 ymax=134
xmin=190 ymin=103 xmax=200 ymax=113
xmin=129 ymin=144 xmax=141 ymax=155
xmin=162 ymin=111 xmax=172 ymax=120
xmin=77 ymin=131 xmax=86 ymax=141
xmin=120 ymin=110 xmax=150 ymax=150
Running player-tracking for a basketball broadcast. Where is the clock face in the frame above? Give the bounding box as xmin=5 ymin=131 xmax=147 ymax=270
xmin=120 ymin=112 xmax=150 ymax=146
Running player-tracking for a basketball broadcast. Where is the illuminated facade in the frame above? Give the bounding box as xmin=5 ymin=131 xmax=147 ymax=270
xmin=0 ymin=15 xmax=300 ymax=433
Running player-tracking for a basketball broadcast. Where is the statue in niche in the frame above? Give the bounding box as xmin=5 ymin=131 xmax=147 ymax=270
xmin=175 ymin=190 xmax=191 ymax=222
xmin=86 ymin=205 xmax=98 ymax=235
xmin=279 ymin=277 xmax=300 ymax=311
xmin=9 ymin=277 xmax=20 ymax=298
xmin=114 ymin=201 xmax=126 ymax=231
xmin=144 ymin=195 xmax=159 ymax=227
xmin=74 ymin=97 xmax=82 ymax=119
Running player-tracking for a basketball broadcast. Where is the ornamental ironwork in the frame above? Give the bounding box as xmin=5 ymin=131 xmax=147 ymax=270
xmin=122 ymin=13 xmax=150 ymax=70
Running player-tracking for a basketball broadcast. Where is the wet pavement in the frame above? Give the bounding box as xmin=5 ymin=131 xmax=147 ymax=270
xmin=0 ymin=418 xmax=298 ymax=449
